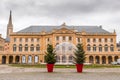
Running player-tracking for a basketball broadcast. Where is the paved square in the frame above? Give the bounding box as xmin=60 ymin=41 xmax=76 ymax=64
xmin=0 ymin=65 xmax=120 ymax=80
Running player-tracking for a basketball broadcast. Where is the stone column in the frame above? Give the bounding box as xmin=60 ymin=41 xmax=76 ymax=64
xmin=93 ymin=56 xmax=96 ymax=64
xmin=32 ymin=55 xmax=35 ymax=64
xmin=19 ymin=55 xmax=22 ymax=64
xmin=99 ymin=56 xmax=102 ymax=64
xmin=0 ymin=55 xmax=2 ymax=64
xmin=6 ymin=55 xmax=9 ymax=64
xmin=85 ymin=55 xmax=89 ymax=63
xmin=38 ymin=55 xmax=41 ymax=63
xmin=13 ymin=55 xmax=16 ymax=63
xmin=26 ymin=55 xmax=28 ymax=64
xmin=42 ymin=54 xmax=44 ymax=63
xmin=106 ymin=56 xmax=108 ymax=64
xmin=112 ymin=56 xmax=114 ymax=62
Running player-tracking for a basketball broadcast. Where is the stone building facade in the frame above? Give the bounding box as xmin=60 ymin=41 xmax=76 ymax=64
xmin=0 ymin=11 xmax=120 ymax=64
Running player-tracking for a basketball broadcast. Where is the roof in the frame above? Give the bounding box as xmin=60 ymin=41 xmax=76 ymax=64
xmin=17 ymin=25 xmax=110 ymax=34
xmin=5 ymin=37 xmax=10 ymax=42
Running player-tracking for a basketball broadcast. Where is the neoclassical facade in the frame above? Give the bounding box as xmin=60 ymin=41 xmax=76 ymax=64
xmin=0 ymin=11 xmax=120 ymax=64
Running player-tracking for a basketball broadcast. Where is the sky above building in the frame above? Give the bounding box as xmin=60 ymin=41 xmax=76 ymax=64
xmin=0 ymin=0 xmax=120 ymax=42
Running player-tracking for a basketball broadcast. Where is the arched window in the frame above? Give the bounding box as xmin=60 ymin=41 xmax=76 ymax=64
xmin=104 ymin=44 xmax=108 ymax=52
xmin=87 ymin=44 xmax=91 ymax=51
xmin=25 ymin=44 xmax=28 ymax=51
xmin=22 ymin=55 xmax=26 ymax=63
xmin=30 ymin=44 xmax=34 ymax=52
xmin=19 ymin=44 xmax=22 ymax=52
xmin=36 ymin=44 xmax=40 ymax=51
xmin=93 ymin=44 xmax=96 ymax=52
xmin=28 ymin=55 xmax=32 ymax=63
xmin=110 ymin=44 xmax=114 ymax=51
xmin=13 ymin=44 xmax=17 ymax=52
xmin=35 ymin=55 xmax=39 ymax=63
xmin=99 ymin=44 xmax=102 ymax=52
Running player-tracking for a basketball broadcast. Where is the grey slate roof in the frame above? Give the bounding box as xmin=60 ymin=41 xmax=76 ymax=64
xmin=17 ymin=25 xmax=110 ymax=34
xmin=5 ymin=37 xmax=10 ymax=42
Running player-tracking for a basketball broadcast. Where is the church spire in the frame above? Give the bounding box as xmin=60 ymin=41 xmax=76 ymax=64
xmin=7 ymin=10 xmax=13 ymax=37
xmin=8 ymin=10 xmax=13 ymax=27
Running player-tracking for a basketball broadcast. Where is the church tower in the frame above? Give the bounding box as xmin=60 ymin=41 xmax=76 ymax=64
xmin=7 ymin=10 xmax=13 ymax=37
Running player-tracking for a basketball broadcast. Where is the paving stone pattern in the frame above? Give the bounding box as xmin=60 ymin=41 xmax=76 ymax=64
xmin=0 ymin=65 xmax=120 ymax=80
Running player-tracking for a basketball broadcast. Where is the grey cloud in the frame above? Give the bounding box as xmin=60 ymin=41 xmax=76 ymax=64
xmin=0 ymin=0 xmax=120 ymax=18
xmin=0 ymin=0 xmax=120 ymax=42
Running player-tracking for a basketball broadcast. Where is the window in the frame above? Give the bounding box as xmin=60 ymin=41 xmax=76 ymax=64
xmin=13 ymin=44 xmax=17 ymax=52
xmin=93 ymin=38 xmax=96 ymax=42
xmin=31 ymin=38 xmax=34 ymax=42
xmin=110 ymin=38 xmax=113 ymax=42
xmin=30 ymin=44 xmax=34 ymax=51
xmin=78 ymin=38 xmax=80 ymax=42
xmin=19 ymin=44 xmax=22 ymax=52
xmin=87 ymin=38 xmax=90 ymax=42
xmin=25 ymin=44 xmax=28 ymax=51
xmin=105 ymin=38 xmax=107 ymax=42
xmin=63 ymin=36 xmax=65 ymax=41
xmin=99 ymin=39 xmax=101 ymax=42
xmin=93 ymin=44 xmax=96 ymax=52
xmin=99 ymin=44 xmax=102 ymax=52
xmin=104 ymin=44 xmax=108 ymax=52
xmin=87 ymin=44 xmax=91 ymax=51
xmin=37 ymin=38 xmax=39 ymax=42
xmin=69 ymin=36 xmax=72 ymax=41
xmin=19 ymin=38 xmax=22 ymax=42
xmin=56 ymin=36 xmax=59 ymax=41
xmin=36 ymin=44 xmax=40 ymax=51
xmin=25 ymin=38 xmax=28 ymax=42
xmin=110 ymin=44 xmax=114 ymax=51
xmin=14 ymin=38 xmax=16 ymax=42
xmin=47 ymin=38 xmax=50 ymax=42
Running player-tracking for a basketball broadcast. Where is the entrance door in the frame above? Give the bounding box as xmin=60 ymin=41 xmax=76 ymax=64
xmin=2 ymin=56 xmax=6 ymax=64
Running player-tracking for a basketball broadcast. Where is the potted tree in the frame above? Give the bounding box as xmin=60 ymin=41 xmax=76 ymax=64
xmin=73 ymin=43 xmax=85 ymax=73
xmin=45 ymin=44 xmax=56 ymax=72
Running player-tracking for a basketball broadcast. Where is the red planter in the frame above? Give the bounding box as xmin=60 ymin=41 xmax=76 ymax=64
xmin=47 ymin=64 xmax=54 ymax=72
xmin=76 ymin=64 xmax=83 ymax=73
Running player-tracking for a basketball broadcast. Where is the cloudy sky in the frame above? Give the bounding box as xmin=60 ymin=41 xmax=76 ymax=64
xmin=0 ymin=0 xmax=120 ymax=42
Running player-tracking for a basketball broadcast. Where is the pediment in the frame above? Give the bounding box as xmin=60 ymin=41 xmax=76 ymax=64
xmin=52 ymin=27 xmax=75 ymax=34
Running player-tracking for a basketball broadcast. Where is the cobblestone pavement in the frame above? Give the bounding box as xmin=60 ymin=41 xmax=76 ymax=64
xmin=0 ymin=65 xmax=120 ymax=80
